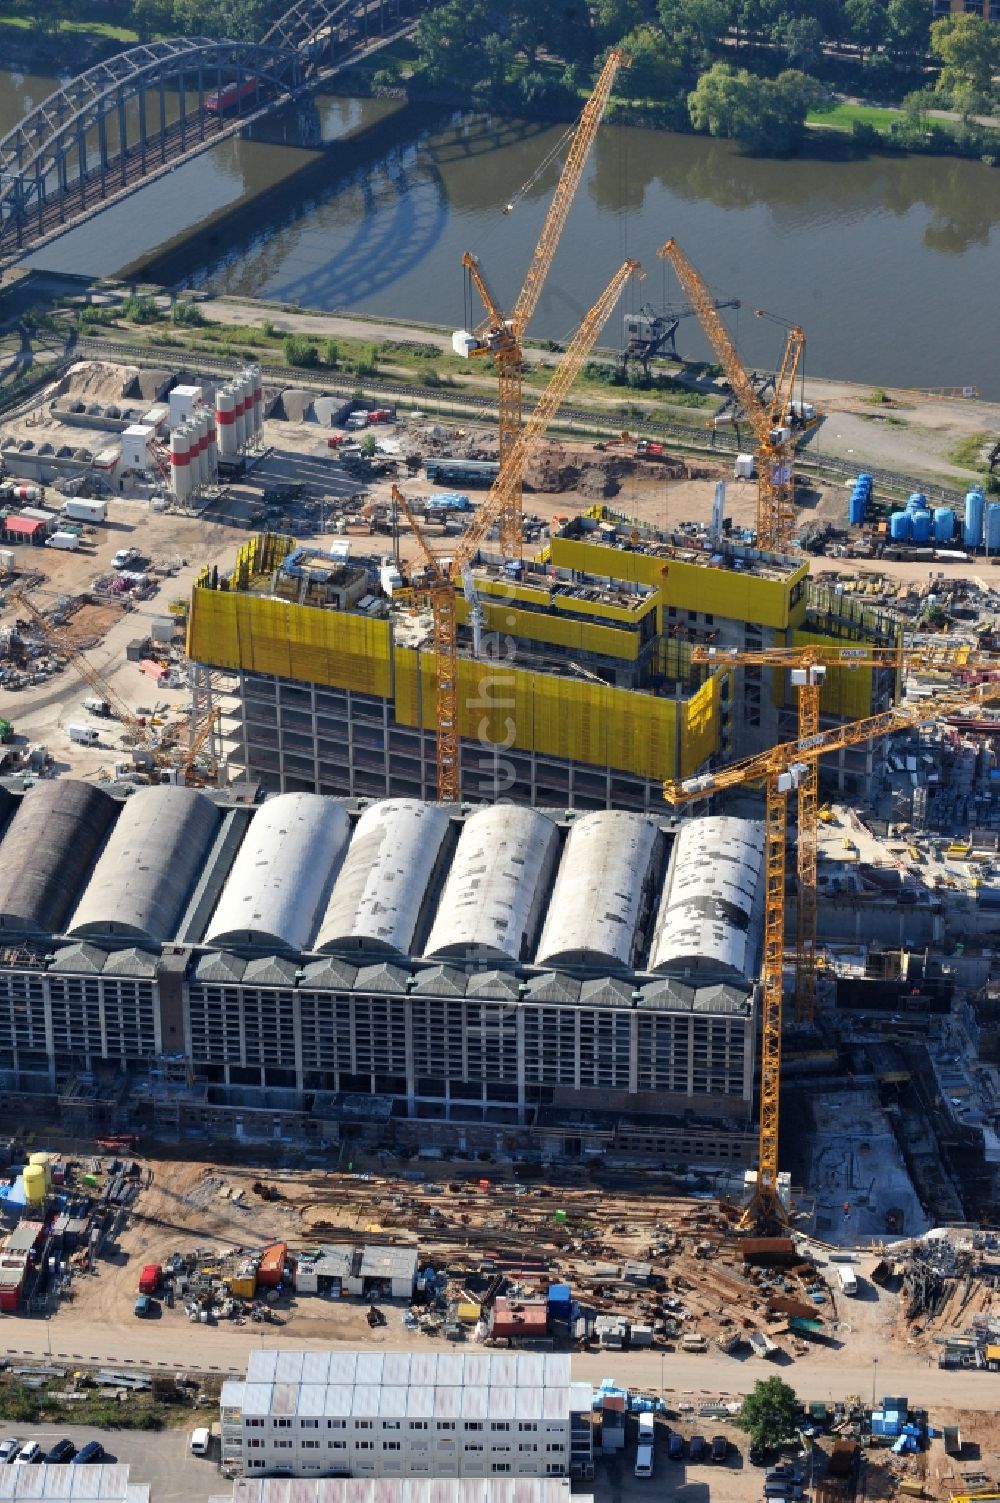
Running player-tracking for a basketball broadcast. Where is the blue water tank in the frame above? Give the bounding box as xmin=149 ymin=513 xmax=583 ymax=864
xmin=911 ymin=508 xmax=932 ymax=544
xmin=857 ymin=473 xmax=873 ymax=488
xmin=987 ymin=502 xmax=1000 ymax=553
xmin=889 ymin=511 xmax=911 ymax=542
xmin=849 ymin=493 xmax=866 ymax=526
xmin=965 ymin=488 xmax=985 ymax=549
xmin=933 ymin=507 xmax=954 ymax=544
xmin=906 ymin=491 xmax=928 ymax=513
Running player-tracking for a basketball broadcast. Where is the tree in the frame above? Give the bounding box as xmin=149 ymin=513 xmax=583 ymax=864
xmin=930 ymin=14 xmax=1000 ymax=102
xmin=592 ymin=0 xmax=652 ymax=45
xmin=781 ymin=14 xmax=823 ymax=68
xmin=739 ymin=1377 xmax=800 ymax=1450
xmin=688 ymin=61 xmax=817 ymax=152
xmin=885 ymin=0 xmax=931 ymax=58
xmin=615 ymin=25 xmax=681 ymax=98
xmin=658 ymin=0 xmax=732 ymax=67
xmin=416 ymin=0 xmax=492 ymax=87
xmin=844 ymin=0 xmax=885 ymax=63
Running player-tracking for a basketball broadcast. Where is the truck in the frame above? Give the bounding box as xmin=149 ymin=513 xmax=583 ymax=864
xmin=138 ymin=1263 xmax=162 ymax=1295
xmin=84 ymin=697 xmax=112 ymax=717
xmin=749 ymin=1330 xmax=780 ymax=1359
xmin=45 ymin=531 xmax=80 ymax=550
xmin=67 ymin=724 xmax=99 ymax=745
xmin=837 ymin=1266 xmax=858 ymax=1296
xmin=61 ymin=498 xmax=107 ymax=524
xmin=189 ymin=1428 xmax=212 ymax=1458
xmin=638 ymin=1413 xmax=655 ymax=1448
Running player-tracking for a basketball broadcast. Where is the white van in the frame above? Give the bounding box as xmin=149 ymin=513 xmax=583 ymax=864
xmin=189 ymin=1428 xmax=212 ymax=1457
xmin=638 ymin=1413 xmax=655 ymax=1448
xmin=67 ymin=724 xmax=100 ymax=745
xmin=635 ymin=1444 xmax=654 ymax=1478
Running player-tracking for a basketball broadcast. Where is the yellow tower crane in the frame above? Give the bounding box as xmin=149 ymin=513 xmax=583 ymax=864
xmin=397 ymin=257 xmax=643 ymax=802
xmin=657 ymin=238 xmax=805 ymax=553
xmin=692 ymin=641 xmax=1000 ymax=1026
xmin=664 ymin=673 xmax=1000 ymax=1231
xmin=456 ymin=48 xmax=627 ymax=557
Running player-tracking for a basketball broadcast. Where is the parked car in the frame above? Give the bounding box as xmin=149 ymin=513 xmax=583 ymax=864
xmin=14 ymin=1443 xmax=42 ymax=1465
xmin=0 ymin=1438 xmax=20 ymax=1464
xmin=133 ymin=1293 xmax=153 ymax=1317
xmin=667 ymin=1433 xmax=685 ymax=1461
xmin=44 ymin=1441 xmax=75 ymax=1464
xmin=73 ymin=1442 xmax=105 ymax=1466
xmin=711 ymin=1436 xmax=729 ymax=1463
xmin=688 ymin=1435 xmax=707 ymax=1463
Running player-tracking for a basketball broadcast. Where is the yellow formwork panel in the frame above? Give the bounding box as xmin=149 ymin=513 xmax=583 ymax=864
xmin=474 ymin=576 xmax=552 ymax=607
xmin=552 ymin=592 xmax=656 ymax=624
xmin=188 ymin=587 xmax=392 ymax=696
xmin=549 ymin=536 xmax=807 ymax=631
xmin=681 ymin=674 xmax=723 ymax=778
xmin=392 ymin=642 xmax=687 ymax=779
xmin=791 ymin=629 xmax=879 ymax=721
xmin=454 ymin=595 xmax=640 ymax=660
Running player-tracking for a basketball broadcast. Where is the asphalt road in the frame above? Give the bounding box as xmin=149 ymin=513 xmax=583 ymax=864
xmin=0 ymin=1425 xmax=212 ymax=1503
xmin=0 ymin=1327 xmax=991 ymax=1413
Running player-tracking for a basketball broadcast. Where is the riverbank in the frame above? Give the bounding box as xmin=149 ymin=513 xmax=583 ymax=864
xmin=79 ymin=287 xmax=999 ymax=493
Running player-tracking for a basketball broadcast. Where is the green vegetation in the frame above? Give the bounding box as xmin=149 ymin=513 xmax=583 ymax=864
xmin=807 ymin=100 xmax=905 ymax=131
xmin=739 ymin=1376 xmax=800 ymax=1450
xmin=948 ymin=430 xmax=992 ymax=472
xmin=0 ymin=1380 xmax=165 ymax=1431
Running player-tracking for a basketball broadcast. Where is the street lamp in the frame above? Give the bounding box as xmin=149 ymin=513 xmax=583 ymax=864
xmin=871 ymin=1355 xmax=878 ymax=1410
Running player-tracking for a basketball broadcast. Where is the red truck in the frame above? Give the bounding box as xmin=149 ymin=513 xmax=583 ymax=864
xmin=138 ymin=1264 xmax=162 ymax=1295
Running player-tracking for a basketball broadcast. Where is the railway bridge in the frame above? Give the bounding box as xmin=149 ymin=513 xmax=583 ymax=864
xmin=0 ymin=0 xmax=415 ymax=267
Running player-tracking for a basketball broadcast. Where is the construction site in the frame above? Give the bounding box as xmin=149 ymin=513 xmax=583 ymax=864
xmin=2 ymin=42 xmax=1000 ymax=1503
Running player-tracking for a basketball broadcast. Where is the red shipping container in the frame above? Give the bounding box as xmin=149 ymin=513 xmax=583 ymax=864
xmin=257 ymin=1242 xmax=288 ymax=1288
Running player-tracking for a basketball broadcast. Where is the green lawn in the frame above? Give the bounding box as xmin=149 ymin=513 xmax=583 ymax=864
xmin=806 ymin=100 xmax=905 ymax=132
xmin=0 ymin=13 xmax=142 ymax=40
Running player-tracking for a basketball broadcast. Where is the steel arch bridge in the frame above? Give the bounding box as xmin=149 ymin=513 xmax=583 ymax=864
xmin=0 ymin=0 xmax=409 ymax=266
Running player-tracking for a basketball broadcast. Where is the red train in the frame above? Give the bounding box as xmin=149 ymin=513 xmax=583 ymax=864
xmin=205 ymin=77 xmax=258 ymax=115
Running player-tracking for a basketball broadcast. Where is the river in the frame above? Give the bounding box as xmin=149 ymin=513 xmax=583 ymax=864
xmin=4 ymin=68 xmax=1000 ymax=395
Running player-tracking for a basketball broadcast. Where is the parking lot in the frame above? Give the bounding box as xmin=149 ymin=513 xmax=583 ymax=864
xmin=594 ymin=1412 xmax=751 ymax=1503
xmin=0 ymin=1426 xmax=213 ymax=1503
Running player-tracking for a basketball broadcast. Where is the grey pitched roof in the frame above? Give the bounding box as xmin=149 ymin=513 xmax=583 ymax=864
xmin=48 ymin=942 xmax=108 ymax=974
xmin=580 ymin=976 xmax=635 ymax=1008
xmin=103 ymin=947 xmax=158 ymax=978
xmin=639 ymin=977 xmax=696 ymax=1009
xmin=465 ymin=969 xmax=521 ymax=1000
xmin=354 ymin=962 xmax=409 ymax=994
xmin=194 ymin=951 xmax=247 ymax=984
xmin=523 ymin=972 xmax=581 ymax=1005
xmin=300 ymin=957 xmax=358 ymax=991
xmin=411 ymin=964 xmax=468 ymax=997
xmin=243 ymin=955 xmax=299 ymax=988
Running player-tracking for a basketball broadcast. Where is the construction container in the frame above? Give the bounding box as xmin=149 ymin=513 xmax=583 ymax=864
xmin=889 ymin=511 xmax=911 ymax=542
xmin=457 ymin=1301 xmax=480 ymax=1323
xmin=229 ymin=1274 xmax=257 ymax=1299
xmin=987 ymin=502 xmax=1000 ymax=554
xmin=62 ymin=498 xmax=107 ymax=524
xmin=965 ymin=488 xmax=985 ymax=548
xmin=139 ymin=1263 xmax=162 ymax=1294
xmin=256 ymin=1242 xmax=288 ymax=1288
xmin=933 ymin=507 xmax=954 ymax=543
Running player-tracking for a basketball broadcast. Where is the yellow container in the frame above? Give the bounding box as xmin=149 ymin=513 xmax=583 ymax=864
xmin=29 ymin=1152 xmax=51 ymax=1188
xmin=457 ymin=1302 xmax=481 ymax=1324
xmin=228 ymin=1275 xmax=257 ymax=1299
xmin=23 ymin=1164 xmax=46 ymax=1205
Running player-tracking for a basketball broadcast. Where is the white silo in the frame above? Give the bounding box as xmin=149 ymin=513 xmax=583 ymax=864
xmin=235 ymin=371 xmax=251 ymax=450
xmin=169 ymin=425 xmax=191 ymax=502
xmin=194 ymin=407 xmax=210 ymax=488
xmin=216 ymin=385 xmax=237 ymax=460
xmin=206 ymin=406 xmax=218 ymax=481
xmin=250 ymin=365 xmax=264 ymax=439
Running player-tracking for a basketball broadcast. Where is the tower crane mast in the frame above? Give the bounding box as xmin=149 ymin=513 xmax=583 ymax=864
xmin=457 ymin=48 xmax=627 ymax=557
xmin=657 ymin=238 xmax=805 ymax=552
xmin=693 ymin=641 xmax=1000 ymax=1025
xmin=664 ymin=674 xmax=1000 ymax=1231
xmin=398 ymin=257 xmax=643 ymax=802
